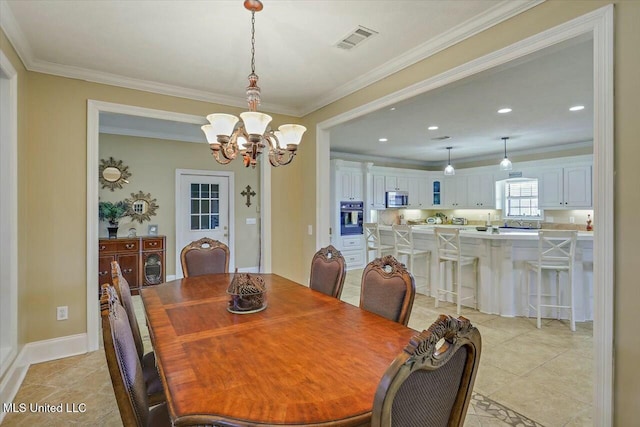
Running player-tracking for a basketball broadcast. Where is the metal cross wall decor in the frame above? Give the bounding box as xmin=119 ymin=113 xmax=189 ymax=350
xmin=241 ymin=185 xmax=257 ymax=207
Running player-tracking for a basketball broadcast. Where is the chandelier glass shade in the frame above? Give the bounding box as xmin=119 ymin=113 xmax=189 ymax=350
xmin=499 ymin=137 xmax=513 ymax=171
xmin=444 ymin=146 xmax=455 ymax=175
xmin=201 ymin=0 xmax=306 ymax=168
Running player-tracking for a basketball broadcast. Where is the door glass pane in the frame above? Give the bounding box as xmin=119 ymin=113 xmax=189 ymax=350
xmin=191 ymin=215 xmax=200 ymax=230
xmin=189 ymin=181 xmax=222 ymax=231
xmin=201 ymin=184 xmax=210 ymax=198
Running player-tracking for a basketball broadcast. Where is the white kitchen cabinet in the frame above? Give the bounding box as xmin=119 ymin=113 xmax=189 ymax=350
xmin=428 ymin=178 xmax=444 ymax=207
xmin=338 ymin=169 xmax=363 ymax=201
xmin=407 ymin=176 xmax=428 ymax=208
xmin=370 ymin=174 xmax=386 ymax=209
xmin=539 ymin=165 xmax=591 ymax=208
xmin=385 ymin=175 xmax=409 ymax=192
xmin=444 ymin=176 xmax=467 ymax=208
xmin=466 ymin=173 xmax=495 ymax=208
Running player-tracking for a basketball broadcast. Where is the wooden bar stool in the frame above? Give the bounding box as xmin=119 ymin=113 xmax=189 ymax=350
xmin=392 ymin=224 xmax=431 ymax=294
xmin=525 ymin=230 xmax=578 ymax=331
xmin=434 ymin=227 xmax=479 ymax=315
xmin=364 ymin=223 xmax=394 ymax=263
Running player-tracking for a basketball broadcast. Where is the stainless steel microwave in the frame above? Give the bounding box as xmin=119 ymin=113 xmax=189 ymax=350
xmin=386 ymin=191 xmax=409 ymax=208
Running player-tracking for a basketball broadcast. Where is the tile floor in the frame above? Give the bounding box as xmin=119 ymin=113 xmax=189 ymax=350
xmin=2 ymin=270 xmax=593 ymax=426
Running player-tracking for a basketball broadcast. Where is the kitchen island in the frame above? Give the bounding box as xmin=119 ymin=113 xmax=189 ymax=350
xmin=378 ymin=225 xmax=593 ymax=321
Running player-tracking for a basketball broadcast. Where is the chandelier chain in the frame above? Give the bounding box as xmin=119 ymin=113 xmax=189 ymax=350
xmin=250 ymin=11 xmax=256 ymax=74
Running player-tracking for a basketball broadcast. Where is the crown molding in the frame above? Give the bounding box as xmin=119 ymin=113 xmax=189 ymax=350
xmin=298 ymin=0 xmax=545 ymax=116
xmin=1 ymin=0 xmax=542 ymax=118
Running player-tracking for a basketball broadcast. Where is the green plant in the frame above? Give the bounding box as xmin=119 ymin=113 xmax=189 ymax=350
xmin=98 ymin=201 xmax=130 ymax=225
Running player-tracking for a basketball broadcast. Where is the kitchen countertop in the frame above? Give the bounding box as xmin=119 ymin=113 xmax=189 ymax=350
xmin=378 ymin=224 xmax=594 ymax=240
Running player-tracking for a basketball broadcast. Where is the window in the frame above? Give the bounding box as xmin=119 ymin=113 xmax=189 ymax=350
xmin=504 ymin=178 xmax=541 ymax=218
xmin=190 ymin=183 xmax=220 ymax=230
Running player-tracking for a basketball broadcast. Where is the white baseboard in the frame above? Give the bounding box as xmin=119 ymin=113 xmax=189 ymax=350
xmin=0 ymin=333 xmax=88 ymax=422
xmin=166 ymin=274 xmax=176 ymax=281
xmin=25 ymin=333 xmax=88 ymax=365
xmin=237 ymin=266 xmax=260 ymax=273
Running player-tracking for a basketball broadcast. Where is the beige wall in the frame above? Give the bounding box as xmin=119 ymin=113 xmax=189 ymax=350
xmin=297 ymin=1 xmax=640 ymax=423
xmin=3 ymin=0 xmax=640 ymax=422
xmin=6 ymin=67 xmax=299 ymax=343
xmin=99 ymin=133 xmax=260 ymax=275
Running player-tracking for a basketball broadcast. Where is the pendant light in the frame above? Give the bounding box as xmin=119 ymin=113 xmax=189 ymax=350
xmin=444 ymin=146 xmax=455 ymax=175
xmin=499 ymin=137 xmax=512 ymax=171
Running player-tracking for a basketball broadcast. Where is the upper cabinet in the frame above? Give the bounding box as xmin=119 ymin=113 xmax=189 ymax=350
xmin=428 ymin=178 xmax=444 ymax=208
xmin=338 ymin=169 xmax=363 ymax=201
xmin=444 ymin=176 xmax=467 ymax=208
xmin=371 ymin=174 xmax=386 ymax=209
xmin=539 ymin=165 xmax=592 ymax=208
xmin=384 ymin=175 xmax=409 ymax=192
xmin=466 ymin=173 xmax=495 ymax=208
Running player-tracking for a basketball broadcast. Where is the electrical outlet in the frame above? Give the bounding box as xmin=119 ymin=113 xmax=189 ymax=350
xmin=546 ymin=216 xmax=554 ymax=223
xmin=57 ymin=306 xmax=68 ymax=321
xmin=569 ymin=216 xmax=575 ymax=224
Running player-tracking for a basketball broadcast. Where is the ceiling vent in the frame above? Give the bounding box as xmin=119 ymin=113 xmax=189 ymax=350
xmin=432 ymin=136 xmax=452 ymax=141
xmin=336 ymin=26 xmax=378 ymax=50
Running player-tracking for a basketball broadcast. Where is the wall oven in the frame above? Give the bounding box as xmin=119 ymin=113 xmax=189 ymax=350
xmin=386 ymin=191 xmax=409 ymax=208
xmin=340 ymin=201 xmax=364 ymax=236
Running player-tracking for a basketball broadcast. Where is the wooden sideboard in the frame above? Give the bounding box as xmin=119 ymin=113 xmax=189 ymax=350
xmin=98 ymin=236 xmax=166 ymax=294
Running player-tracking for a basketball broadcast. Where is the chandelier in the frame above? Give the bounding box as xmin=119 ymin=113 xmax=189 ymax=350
xmin=201 ymin=0 xmax=306 ymax=168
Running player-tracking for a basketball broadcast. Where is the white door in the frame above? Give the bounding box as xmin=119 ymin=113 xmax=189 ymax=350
xmin=176 ymin=171 xmax=231 ymax=278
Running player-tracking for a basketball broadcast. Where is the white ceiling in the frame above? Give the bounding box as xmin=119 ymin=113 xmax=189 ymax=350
xmin=330 ymin=36 xmax=594 ymax=165
xmin=3 ymin=0 xmax=592 ymax=165
xmin=1 ymin=0 xmax=540 ymax=116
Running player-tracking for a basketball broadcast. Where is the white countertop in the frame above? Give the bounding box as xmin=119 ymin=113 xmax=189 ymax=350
xmin=378 ymin=224 xmax=594 ymax=240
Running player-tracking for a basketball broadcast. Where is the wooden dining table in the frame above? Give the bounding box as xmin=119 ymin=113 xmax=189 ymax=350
xmin=141 ymin=273 xmax=418 ymax=426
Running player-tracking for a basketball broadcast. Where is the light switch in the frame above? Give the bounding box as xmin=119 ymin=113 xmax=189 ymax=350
xmin=246 ymin=218 xmax=257 ymax=225
xmin=308 ymin=225 xmax=313 ymax=235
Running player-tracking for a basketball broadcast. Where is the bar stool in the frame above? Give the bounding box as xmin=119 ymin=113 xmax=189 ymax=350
xmin=434 ymin=227 xmax=479 ymax=315
xmin=392 ymin=224 xmax=431 ymax=294
xmin=525 ymin=230 xmax=578 ymax=331
xmin=364 ymin=223 xmax=394 ymax=263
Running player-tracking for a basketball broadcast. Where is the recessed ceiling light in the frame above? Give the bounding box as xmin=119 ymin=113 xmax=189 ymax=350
xmin=389 ymin=107 xmax=396 ymax=111
xmin=497 ymin=108 xmax=512 ymax=114
xmin=378 ymin=138 xmax=388 ymax=142
xmin=428 ymin=126 xmax=439 ymax=130
xmin=569 ymin=105 xmax=585 ymax=111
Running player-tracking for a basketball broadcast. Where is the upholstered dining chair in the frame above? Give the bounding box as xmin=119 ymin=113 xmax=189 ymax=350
xmin=100 ymin=285 xmax=171 ymax=427
xmin=371 ymin=314 xmax=482 ymax=427
xmin=309 ymin=245 xmax=347 ymax=298
xmin=180 ymin=237 xmax=230 ymax=277
xmin=360 ymin=255 xmax=416 ymax=326
xmin=111 ymin=261 xmax=165 ymax=406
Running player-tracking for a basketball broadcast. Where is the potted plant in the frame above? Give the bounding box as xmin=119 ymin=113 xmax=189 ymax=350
xmin=99 ymin=200 xmax=130 ymax=239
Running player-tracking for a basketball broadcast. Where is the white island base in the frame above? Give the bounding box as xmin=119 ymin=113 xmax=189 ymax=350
xmin=378 ymin=226 xmax=594 ymax=322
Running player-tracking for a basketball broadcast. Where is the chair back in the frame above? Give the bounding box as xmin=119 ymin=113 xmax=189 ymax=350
xmin=100 ymin=284 xmax=150 ymax=427
xmin=360 ymin=255 xmax=416 ymax=325
xmin=372 ymin=315 xmax=482 ymax=427
xmin=364 ymin=223 xmax=383 ymax=249
xmin=537 ymin=230 xmax=577 ymax=269
xmin=180 ymin=237 xmax=230 ymax=277
xmin=435 ymin=227 xmax=462 ymax=262
xmin=111 ymin=261 xmax=144 ymax=360
xmin=309 ymin=245 xmax=346 ymax=298
xmin=392 ymin=224 xmax=414 ymax=253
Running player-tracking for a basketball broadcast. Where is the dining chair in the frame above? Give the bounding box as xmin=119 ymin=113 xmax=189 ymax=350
xmin=360 ymin=255 xmax=416 ymax=326
xmin=111 ymin=261 xmax=165 ymax=406
xmin=100 ymin=284 xmax=171 ymax=427
xmin=364 ymin=223 xmax=395 ymax=263
xmin=371 ymin=314 xmax=482 ymax=427
xmin=392 ymin=224 xmax=431 ymax=294
xmin=309 ymin=245 xmax=347 ymax=298
xmin=525 ymin=230 xmax=578 ymax=331
xmin=434 ymin=227 xmax=479 ymax=315
xmin=180 ymin=237 xmax=230 ymax=277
